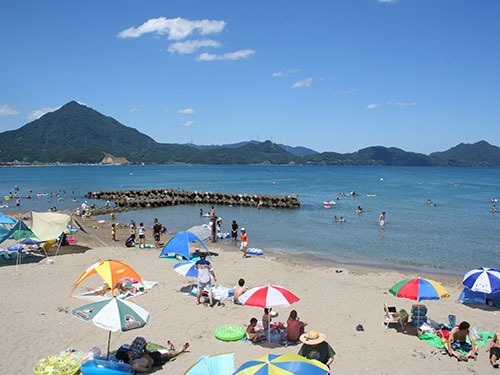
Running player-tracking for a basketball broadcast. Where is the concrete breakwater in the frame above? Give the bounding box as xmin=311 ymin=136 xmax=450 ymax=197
xmin=85 ymin=188 xmax=300 ymax=213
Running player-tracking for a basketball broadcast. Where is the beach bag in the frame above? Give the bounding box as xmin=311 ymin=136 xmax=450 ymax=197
xmin=125 ymin=236 xmax=135 ymax=248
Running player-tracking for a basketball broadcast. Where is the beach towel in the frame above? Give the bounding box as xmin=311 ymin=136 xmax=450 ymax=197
xmin=76 ymin=280 xmax=158 ymax=301
xmin=418 ymin=330 xmax=494 ymax=354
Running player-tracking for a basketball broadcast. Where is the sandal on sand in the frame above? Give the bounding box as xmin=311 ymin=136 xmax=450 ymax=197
xmin=183 ymin=343 xmax=190 ymax=351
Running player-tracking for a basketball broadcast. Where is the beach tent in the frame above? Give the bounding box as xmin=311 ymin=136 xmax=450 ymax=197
xmin=31 ymin=212 xmax=71 ymax=241
xmin=0 ymin=212 xmax=16 ymax=225
xmin=70 ymin=259 xmax=144 ymax=298
xmin=458 ymin=287 xmax=500 ymax=308
xmin=159 ymin=231 xmax=210 ymax=261
xmin=0 ymin=220 xmax=38 ymax=244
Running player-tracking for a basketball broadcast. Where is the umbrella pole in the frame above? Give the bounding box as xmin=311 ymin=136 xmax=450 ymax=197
xmin=107 ymin=331 xmax=111 ymax=360
xmin=268 ymin=307 xmax=272 ymax=343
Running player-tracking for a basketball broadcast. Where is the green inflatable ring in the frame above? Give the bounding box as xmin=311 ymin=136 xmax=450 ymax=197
xmin=214 ymin=324 xmax=246 ymax=342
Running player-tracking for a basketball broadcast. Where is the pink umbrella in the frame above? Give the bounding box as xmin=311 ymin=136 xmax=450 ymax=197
xmin=238 ymin=285 xmax=300 ymax=343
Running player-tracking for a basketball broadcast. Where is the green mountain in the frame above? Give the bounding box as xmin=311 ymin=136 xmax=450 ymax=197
xmin=429 ymin=141 xmax=500 ymax=167
xmin=0 ymin=101 xmax=499 ymax=166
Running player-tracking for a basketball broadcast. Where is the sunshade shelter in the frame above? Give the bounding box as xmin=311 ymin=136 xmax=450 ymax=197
xmin=159 ymin=231 xmax=210 ymax=261
xmin=70 ymin=259 xmax=144 ymax=298
xmin=31 ymin=212 xmax=71 ymax=242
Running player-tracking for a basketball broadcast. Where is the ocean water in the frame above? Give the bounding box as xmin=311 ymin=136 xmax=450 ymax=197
xmin=1 ymin=165 xmax=499 ymax=275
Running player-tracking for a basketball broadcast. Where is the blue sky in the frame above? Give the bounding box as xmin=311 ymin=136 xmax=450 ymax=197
xmin=1 ymin=0 xmax=499 ymax=154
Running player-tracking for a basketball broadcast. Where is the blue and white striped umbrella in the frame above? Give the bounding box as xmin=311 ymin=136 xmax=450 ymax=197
xmin=174 ymin=261 xmax=198 ymax=278
xmin=462 ymin=267 xmax=500 ymax=294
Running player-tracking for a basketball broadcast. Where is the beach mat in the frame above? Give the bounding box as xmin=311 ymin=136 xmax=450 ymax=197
xmin=418 ymin=331 xmax=494 ymax=354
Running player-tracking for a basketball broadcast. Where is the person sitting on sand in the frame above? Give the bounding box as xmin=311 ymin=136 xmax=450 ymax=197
xmin=115 ymin=336 xmax=189 ymax=373
xmin=246 ymin=317 xmax=265 ymax=343
xmin=486 ymin=331 xmax=500 ymax=368
xmin=262 ymin=307 xmax=277 ymax=331
xmin=285 ymin=310 xmax=307 ymax=343
xmin=446 ymin=321 xmax=478 ymax=361
xmin=298 ymin=330 xmax=335 ymax=369
xmin=233 ymin=278 xmax=247 ymax=304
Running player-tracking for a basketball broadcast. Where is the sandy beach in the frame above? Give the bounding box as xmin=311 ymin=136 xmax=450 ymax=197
xmin=1 ymin=214 xmax=498 ymax=374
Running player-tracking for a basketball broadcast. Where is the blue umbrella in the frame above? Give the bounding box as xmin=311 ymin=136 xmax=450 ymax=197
xmin=233 ymin=353 xmax=329 ymax=375
xmin=174 ymin=261 xmax=198 ymax=278
xmin=462 ymin=267 xmax=500 ymax=294
xmin=184 ymin=353 xmax=235 ymax=375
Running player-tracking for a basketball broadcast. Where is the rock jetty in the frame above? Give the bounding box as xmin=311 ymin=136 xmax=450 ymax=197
xmin=85 ymin=188 xmax=300 ymax=214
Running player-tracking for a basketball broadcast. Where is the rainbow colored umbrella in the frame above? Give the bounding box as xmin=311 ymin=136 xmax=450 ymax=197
xmin=233 ymin=353 xmax=329 ymax=375
xmin=389 ymin=277 xmax=450 ymax=301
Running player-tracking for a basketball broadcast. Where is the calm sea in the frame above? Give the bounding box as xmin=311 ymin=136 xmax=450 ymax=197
xmin=1 ymin=165 xmax=499 ymax=275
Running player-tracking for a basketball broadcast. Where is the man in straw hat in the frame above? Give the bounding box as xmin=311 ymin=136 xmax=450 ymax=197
xmin=298 ymin=330 xmax=336 ymax=369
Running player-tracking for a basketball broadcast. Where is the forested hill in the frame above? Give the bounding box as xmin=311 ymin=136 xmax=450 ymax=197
xmin=0 ymin=101 xmax=499 ymax=166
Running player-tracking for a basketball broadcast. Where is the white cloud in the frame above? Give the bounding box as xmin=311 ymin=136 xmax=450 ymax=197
xmin=179 ymin=108 xmax=194 ymax=114
xmin=118 ymin=17 xmax=226 ymax=41
xmin=0 ymin=104 xmax=20 ymax=116
xmin=182 ymin=120 xmax=194 ymax=127
xmin=291 ymin=78 xmax=313 ymax=88
xmin=365 ymin=103 xmax=379 ymax=110
xmin=168 ymin=39 xmax=221 ymax=55
xmin=387 ymin=101 xmax=416 ymax=106
xmin=129 ymin=107 xmax=140 ymax=113
xmin=377 ymin=0 xmax=397 ymax=3
xmin=28 ymin=106 xmax=59 ymax=121
xmin=272 ymin=69 xmax=299 ymax=78
xmin=197 ymin=49 xmax=255 ymax=61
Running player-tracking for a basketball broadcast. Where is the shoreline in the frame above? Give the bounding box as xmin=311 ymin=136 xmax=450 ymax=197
xmin=4 ymin=209 xmax=465 ymax=281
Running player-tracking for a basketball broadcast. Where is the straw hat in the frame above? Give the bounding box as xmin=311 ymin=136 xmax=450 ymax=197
xmin=299 ymin=330 xmax=327 ymax=345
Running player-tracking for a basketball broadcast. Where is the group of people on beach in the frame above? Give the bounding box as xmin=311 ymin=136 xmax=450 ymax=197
xmin=244 ymin=308 xmax=335 ymax=369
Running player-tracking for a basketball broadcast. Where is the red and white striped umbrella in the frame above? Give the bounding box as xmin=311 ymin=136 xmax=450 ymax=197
xmin=238 ymin=284 xmax=300 ymax=308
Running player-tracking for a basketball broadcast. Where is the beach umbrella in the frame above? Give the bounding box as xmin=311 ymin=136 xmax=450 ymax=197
xmin=233 ymin=353 xmax=329 ymax=375
xmin=462 ymin=267 xmax=500 ymax=294
xmin=186 ymin=225 xmax=212 ymax=241
xmin=238 ymin=285 xmax=299 ymax=343
xmin=71 ymin=259 xmax=143 ymax=297
xmin=72 ymin=297 xmax=150 ymax=359
xmin=184 ymin=353 xmax=235 ymax=375
xmin=174 ymin=261 xmax=198 ymax=278
xmin=238 ymin=284 xmax=300 ymax=308
xmin=389 ymin=277 xmax=450 ymax=301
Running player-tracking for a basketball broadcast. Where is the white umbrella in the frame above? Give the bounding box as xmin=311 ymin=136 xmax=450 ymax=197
xmin=462 ymin=267 xmax=500 ymax=294
xmin=174 ymin=261 xmax=198 ymax=278
xmin=72 ymin=297 xmax=150 ymax=358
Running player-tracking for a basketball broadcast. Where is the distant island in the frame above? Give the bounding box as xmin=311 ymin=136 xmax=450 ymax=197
xmin=1 ymin=101 xmax=500 ymax=167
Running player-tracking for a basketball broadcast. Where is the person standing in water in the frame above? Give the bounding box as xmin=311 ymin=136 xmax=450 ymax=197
xmin=379 ymin=212 xmax=386 ymax=226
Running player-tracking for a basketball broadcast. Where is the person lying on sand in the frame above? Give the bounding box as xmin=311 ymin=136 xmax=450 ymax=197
xmin=116 ymin=336 xmax=189 ymax=373
xmin=486 ymin=332 xmax=500 ymax=368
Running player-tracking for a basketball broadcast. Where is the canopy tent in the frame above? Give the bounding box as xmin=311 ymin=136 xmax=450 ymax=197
xmin=0 ymin=220 xmax=38 ymax=244
xmin=159 ymin=231 xmax=210 ymax=261
xmin=458 ymin=287 xmax=500 ymax=308
xmin=31 ymin=212 xmax=71 ymax=241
